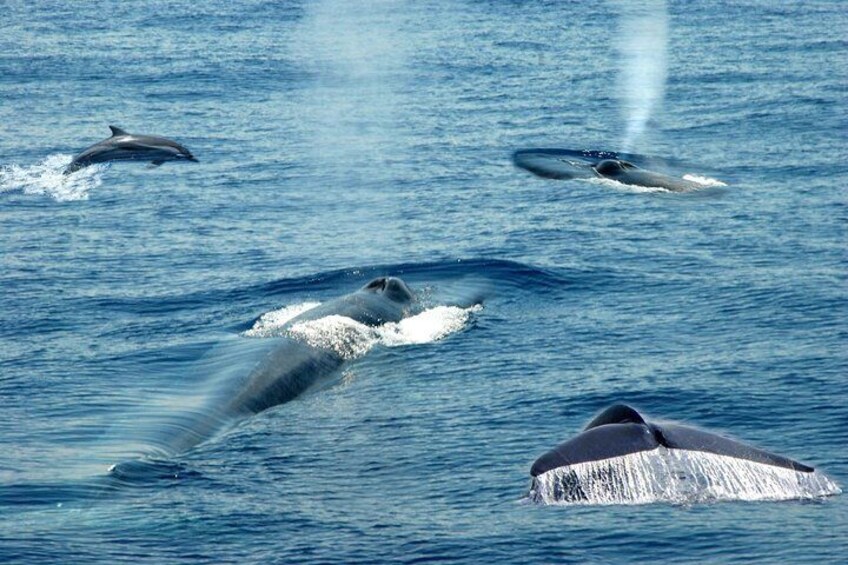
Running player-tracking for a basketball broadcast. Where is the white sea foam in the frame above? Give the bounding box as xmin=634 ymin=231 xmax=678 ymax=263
xmin=529 ymin=447 xmax=841 ymax=506
xmin=377 ymin=304 xmax=482 ymax=346
xmin=682 ymin=174 xmax=727 ymax=187
xmin=242 ymin=302 xmax=322 ymax=338
xmin=0 ymin=154 xmax=105 ymax=201
xmin=586 ymin=176 xmax=668 ymax=193
xmin=244 ymin=301 xmax=480 ymax=358
xmin=288 ymin=304 xmax=480 ymax=358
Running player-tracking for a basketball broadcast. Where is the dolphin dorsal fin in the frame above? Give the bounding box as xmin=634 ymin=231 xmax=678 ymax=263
xmin=108 ymin=125 xmax=129 ymax=137
xmin=584 ymin=404 xmax=646 ymax=430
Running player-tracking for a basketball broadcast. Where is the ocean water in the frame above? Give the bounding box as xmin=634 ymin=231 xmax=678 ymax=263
xmin=1 ymin=0 xmax=846 ymax=562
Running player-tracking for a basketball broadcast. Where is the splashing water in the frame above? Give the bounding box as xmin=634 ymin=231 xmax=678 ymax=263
xmin=682 ymin=174 xmax=727 ymax=187
xmin=0 ymin=154 xmax=105 ymax=201
xmin=616 ymin=0 xmax=669 ymax=153
xmin=244 ymin=302 xmax=481 ymax=359
xmin=283 ymin=305 xmax=479 ymax=359
xmin=242 ymin=302 xmax=322 ymax=338
xmin=378 ymin=305 xmax=482 ymax=346
xmin=528 ymin=447 xmax=841 ymax=505
xmin=586 ymin=176 xmax=669 ymax=194
xmin=586 ymin=174 xmax=726 ymax=193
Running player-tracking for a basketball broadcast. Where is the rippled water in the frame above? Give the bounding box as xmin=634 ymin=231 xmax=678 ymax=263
xmin=1 ymin=0 xmax=846 ymax=563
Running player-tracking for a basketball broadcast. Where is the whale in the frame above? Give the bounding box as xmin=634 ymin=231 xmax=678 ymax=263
xmin=591 ymin=159 xmax=703 ymax=192
xmin=528 ymin=404 xmax=840 ymax=504
xmin=64 ymin=126 xmax=198 ymax=174
xmin=119 ymin=276 xmax=417 ymax=464
xmin=513 ymin=148 xmax=711 ymax=192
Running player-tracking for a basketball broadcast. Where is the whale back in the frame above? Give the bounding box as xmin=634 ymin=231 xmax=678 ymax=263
xmin=593 ymin=159 xmax=636 ymax=176
xmin=289 ymin=277 xmax=415 ymax=328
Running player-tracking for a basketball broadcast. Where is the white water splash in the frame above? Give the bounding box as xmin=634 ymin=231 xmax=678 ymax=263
xmin=616 ymin=0 xmax=669 ymax=152
xmin=245 ymin=302 xmax=480 ymax=359
xmin=286 ymin=314 xmax=378 ymax=359
xmin=585 ymin=176 xmax=668 ymax=194
xmin=0 ymin=154 xmax=105 ymax=201
xmin=682 ymin=174 xmax=727 ymax=187
xmin=378 ymin=305 xmax=482 ymax=346
xmin=529 ymin=448 xmax=841 ymax=506
xmin=242 ymin=302 xmax=322 ymax=338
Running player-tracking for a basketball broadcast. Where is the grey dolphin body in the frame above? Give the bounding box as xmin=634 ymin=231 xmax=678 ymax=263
xmin=131 ymin=277 xmax=416 ymax=460
xmin=529 ymin=404 xmax=840 ymax=504
xmin=64 ymin=125 xmax=197 ymax=174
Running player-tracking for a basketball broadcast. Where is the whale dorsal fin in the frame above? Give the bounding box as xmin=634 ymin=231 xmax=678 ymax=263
xmin=109 ymin=125 xmax=129 ymax=137
xmin=584 ymin=404 xmax=646 ymax=430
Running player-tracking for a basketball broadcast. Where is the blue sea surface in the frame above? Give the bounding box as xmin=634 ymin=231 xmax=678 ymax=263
xmin=1 ymin=0 xmax=846 ymax=562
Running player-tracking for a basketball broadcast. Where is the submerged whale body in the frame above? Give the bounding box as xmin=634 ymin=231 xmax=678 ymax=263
xmin=512 ymin=148 xmax=709 ymax=192
xmin=125 ymin=277 xmax=416 ymax=461
xmin=64 ymin=125 xmax=198 ymax=174
xmin=529 ymin=404 xmax=840 ymax=505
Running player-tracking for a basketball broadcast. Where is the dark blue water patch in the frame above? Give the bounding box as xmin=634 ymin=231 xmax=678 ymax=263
xmin=79 ymin=258 xmax=576 ymax=322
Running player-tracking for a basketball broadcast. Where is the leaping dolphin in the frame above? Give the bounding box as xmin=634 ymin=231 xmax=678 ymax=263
xmin=64 ymin=125 xmax=198 ymax=174
xmin=529 ymin=404 xmax=840 ymax=504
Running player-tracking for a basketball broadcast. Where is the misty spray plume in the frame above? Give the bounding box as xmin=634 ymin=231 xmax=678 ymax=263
xmin=616 ymin=0 xmax=668 ymax=152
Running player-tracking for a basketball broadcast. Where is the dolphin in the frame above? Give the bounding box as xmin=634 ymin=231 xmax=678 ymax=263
xmin=119 ymin=277 xmax=417 ymax=463
xmin=64 ymin=125 xmax=198 ymax=174
xmin=528 ymin=404 xmax=840 ymax=504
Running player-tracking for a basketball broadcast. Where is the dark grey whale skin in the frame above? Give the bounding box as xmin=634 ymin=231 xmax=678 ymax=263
xmin=512 ymin=149 xmax=707 ymax=192
xmin=64 ymin=125 xmax=198 ymax=174
xmin=591 ymin=159 xmax=703 ymax=192
xmin=531 ymin=404 xmax=815 ymax=477
xmin=139 ymin=277 xmax=416 ymax=458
